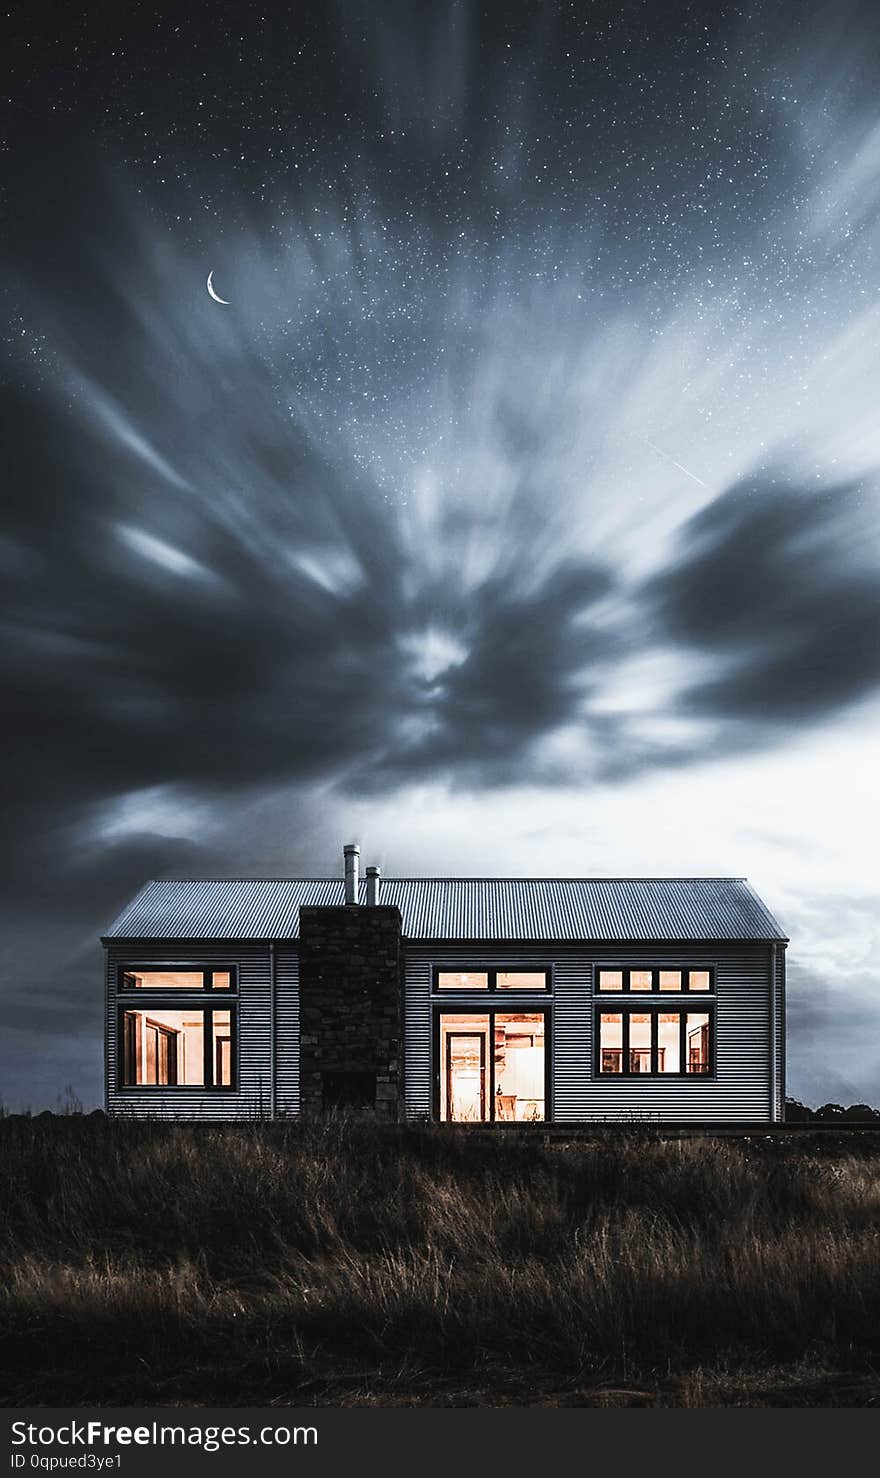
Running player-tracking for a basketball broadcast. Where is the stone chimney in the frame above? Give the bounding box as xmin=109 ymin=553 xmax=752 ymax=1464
xmin=298 ymin=845 xmax=403 ymax=1118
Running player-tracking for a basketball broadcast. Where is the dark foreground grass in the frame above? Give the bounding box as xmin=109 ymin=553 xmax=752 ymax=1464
xmin=1 ymin=1117 xmax=880 ymax=1406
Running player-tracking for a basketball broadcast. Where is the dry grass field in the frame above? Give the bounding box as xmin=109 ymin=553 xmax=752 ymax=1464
xmin=1 ymin=1116 xmax=879 ymax=1406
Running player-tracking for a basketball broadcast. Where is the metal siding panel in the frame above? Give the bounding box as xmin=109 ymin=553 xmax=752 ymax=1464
xmin=776 ymin=944 xmax=787 ymax=1121
xmin=275 ymin=946 xmax=300 ymax=1116
xmin=552 ymin=958 xmax=592 ymax=1120
xmin=404 ymin=955 xmax=432 ymax=1119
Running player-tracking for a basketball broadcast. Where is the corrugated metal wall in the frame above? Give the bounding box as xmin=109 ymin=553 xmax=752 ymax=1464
xmin=107 ymin=937 xmax=781 ymax=1123
xmin=403 ymin=955 xmax=433 ymax=1118
xmin=404 ymin=943 xmax=781 ymax=1123
xmin=105 ymin=941 xmax=295 ymax=1120
xmin=775 ymin=943 xmax=787 ymax=1121
xmin=275 ymin=946 xmax=300 ymax=1116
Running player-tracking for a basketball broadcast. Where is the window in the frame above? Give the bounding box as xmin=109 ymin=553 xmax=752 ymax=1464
xmin=434 ymin=967 xmax=550 ymax=991
xmin=629 ymin=1013 xmax=652 ymax=1071
xmin=687 ymin=1013 xmax=711 ymax=1073
xmin=599 ymin=1013 xmax=623 ymax=1072
xmin=596 ymin=1007 xmax=714 ymax=1076
xmin=436 ymin=1010 xmax=547 ymax=1121
xmin=120 ymin=1007 xmax=234 ymax=1087
xmin=594 ymin=966 xmax=714 ymax=993
xmin=116 ymin=963 xmax=237 ymax=1089
xmin=119 ymin=967 xmax=235 ymax=991
xmin=436 ymin=971 xmax=489 ymax=990
xmin=658 ymin=1012 xmax=682 ymax=1073
xmin=496 ymin=971 xmax=548 ymax=990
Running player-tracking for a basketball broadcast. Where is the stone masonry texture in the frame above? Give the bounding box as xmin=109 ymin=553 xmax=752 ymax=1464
xmin=298 ymin=904 xmax=404 ymax=1118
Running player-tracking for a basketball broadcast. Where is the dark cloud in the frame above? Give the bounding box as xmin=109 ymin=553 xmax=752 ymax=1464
xmin=364 ymin=560 xmax=617 ymax=784
xmin=0 ymin=375 xmax=620 ymax=826
xmin=648 ymin=473 xmax=880 ymax=722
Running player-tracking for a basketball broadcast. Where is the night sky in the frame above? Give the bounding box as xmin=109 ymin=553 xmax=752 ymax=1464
xmin=3 ymin=0 xmax=880 ymax=1110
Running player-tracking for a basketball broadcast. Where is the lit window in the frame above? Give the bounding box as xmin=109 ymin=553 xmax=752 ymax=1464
xmin=120 ymin=968 xmax=235 ymax=991
xmin=600 ymin=1013 xmax=623 ymax=1072
xmin=596 ymin=1009 xmax=713 ymax=1076
xmin=658 ymin=1013 xmax=681 ymax=1073
xmin=495 ymin=1013 xmax=545 ymax=1121
xmin=434 ymin=969 xmax=550 ymax=991
xmin=438 ymin=1011 xmax=546 ymax=1121
xmin=122 ymin=970 xmax=205 ymax=991
xmin=687 ymin=1013 xmax=711 ymax=1073
xmin=120 ymin=1007 xmax=235 ymax=1088
xmin=212 ymin=1009 xmax=233 ymax=1085
xmin=594 ymin=966 xmax=713 ymax=993
xmin=496 ymin=971 xmax=547 ymax=990
xmin=629 ymin=1013 xmax=651 ymax=1071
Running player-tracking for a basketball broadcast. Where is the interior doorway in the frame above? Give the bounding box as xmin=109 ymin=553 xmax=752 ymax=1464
xmin=445 ymin=1032 xmax=486 ymax=1121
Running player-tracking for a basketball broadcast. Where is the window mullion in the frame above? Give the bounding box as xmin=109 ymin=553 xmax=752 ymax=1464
xmin=622 ymin=1011 xmax=630 ymax=1076
xmin=488 ymin=1008 xmax=496 ymax=1120
xmin=204 ymin=1007 xmax=214 ymax=1088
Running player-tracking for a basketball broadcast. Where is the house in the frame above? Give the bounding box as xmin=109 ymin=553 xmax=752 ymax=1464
xmin=103 ymin=845 xmax=787 ymax=1123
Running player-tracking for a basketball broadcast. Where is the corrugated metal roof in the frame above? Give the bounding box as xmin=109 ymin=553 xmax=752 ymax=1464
xmin=104 ymin=876 xmax=786 ymax=942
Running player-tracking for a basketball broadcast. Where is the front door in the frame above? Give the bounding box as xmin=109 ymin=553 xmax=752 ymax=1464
xmin=445 ymin=1033 xmax=486 ymax=1121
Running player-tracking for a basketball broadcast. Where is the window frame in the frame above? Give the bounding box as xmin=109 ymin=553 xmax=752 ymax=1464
xmin=432 ymin=965 xmax=552 ymax=993
xmin=117 ymin=963 xmax=238 ymax=993
xmin=117 ymin=1003 xmax=237 ymax=1091
xmin=432 ymin=1005 xmax=552 ymax=1122
xmin=594 ymin=1004 xmax=715 ymax=1079
xmin=594 ymin=965 xmax=715 ymax=994
xmin=115 ymin=962 xmax=238 ymax=1092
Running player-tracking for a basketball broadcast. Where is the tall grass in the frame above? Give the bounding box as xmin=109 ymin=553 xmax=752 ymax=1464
xmin=1 ymin=1117 xmax=879 ymax=1405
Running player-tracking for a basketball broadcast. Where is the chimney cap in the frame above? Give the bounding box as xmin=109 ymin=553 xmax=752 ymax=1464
xmin=343 ymin=842 xmax=360 ymax=854
xmin=365 ymin=864 xmax=380 ymax=876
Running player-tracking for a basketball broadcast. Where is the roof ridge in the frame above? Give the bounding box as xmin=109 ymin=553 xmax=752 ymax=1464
xmin=143 ymin=875 xmax=751 ymax=883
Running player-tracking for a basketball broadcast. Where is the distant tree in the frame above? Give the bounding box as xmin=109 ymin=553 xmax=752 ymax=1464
xmin=785 ymin=1097 xmax=880 ymax=1123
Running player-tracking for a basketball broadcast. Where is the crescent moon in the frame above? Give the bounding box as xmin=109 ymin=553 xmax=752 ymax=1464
xmin=206 ymin=270 xmax=230 ymax=305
